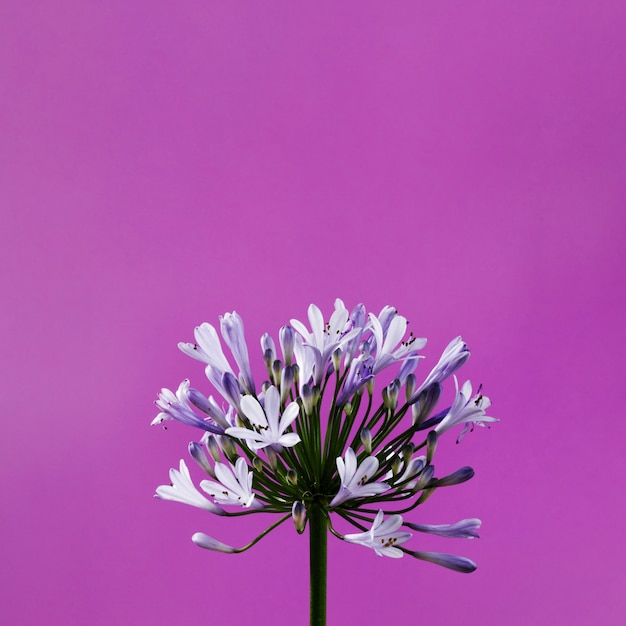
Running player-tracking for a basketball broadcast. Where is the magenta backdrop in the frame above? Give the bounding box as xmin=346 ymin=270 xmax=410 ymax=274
xmin=1 ymin=1 xmax=624 ymax=625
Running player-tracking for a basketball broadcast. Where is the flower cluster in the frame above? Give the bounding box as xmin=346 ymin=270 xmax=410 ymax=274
xmin=153 ymin=300 xmax=496 ymax=572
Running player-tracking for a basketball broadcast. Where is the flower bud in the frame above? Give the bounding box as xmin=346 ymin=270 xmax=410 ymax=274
xmin=401 ymin=443 xmax=415 ymax=466
xmin=272 ymin=359 xmax=283 ymax=386
xmin=426 ymin=430 xmax=438 ymax=465
xmin=287 ymin=469 xmax=298 ymax=486
xmin=261 ymin=333 xmax=276 ymax=363
xmin=292 ymin=501 xmax=307 ymax=534
xmin=405 ymin=373 xmax=416 ymax=401
xmin=280 ymin=365 xmax=294 ymax=404
xmin=188 ymin=441 xmax=215 ymax=477
xmin=431 ymin=466 xmax=474 ymax=488
xmin=192 ymin=533 xmax=236 ymax=553
xmin=206 ymin=435 xmax=221 ymax=462
xmin=220 ymin=435 xmax=238 ymax=461
xmin=360 ymin=428 xmax=372 ymax=454
xmin=221 ymin=372 xmax=242 ymax=413
xmin=279 ymin=325 xmax=295 ymax=366
xmin=332 ymin=347 xmax=342 ymax=372
xmin=301 ymin=384 xmax=314 ymax=416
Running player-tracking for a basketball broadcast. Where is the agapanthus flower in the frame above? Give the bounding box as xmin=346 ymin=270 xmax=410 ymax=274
xmin=343 ymin=510 xmax=412 ymax=558
xmin=153 ymin=300 xmax=496 ymax=580
xmin=200 ymin=457 xmax=256 ymax=508
xmin=329 ymin=448 xmax=389 ymax=507
xmin=225 ymin=385 xmax=301 ymax=452
xmin=155 ymin=459 xmax=224 ymax=515
xmin=435 ymin=377 xmax=498 ymax=441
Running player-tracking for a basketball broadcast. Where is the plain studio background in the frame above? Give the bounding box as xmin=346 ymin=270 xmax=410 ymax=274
xmin=1 ymin=2 xmax=624 ymax=625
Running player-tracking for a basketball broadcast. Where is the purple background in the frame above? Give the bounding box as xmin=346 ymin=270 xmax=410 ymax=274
xmin=1 ymin=2 xmax=624 ymax=624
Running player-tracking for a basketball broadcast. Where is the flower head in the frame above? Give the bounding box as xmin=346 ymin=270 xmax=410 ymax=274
xmin=153 ymin=300 xmax=495 ymax=575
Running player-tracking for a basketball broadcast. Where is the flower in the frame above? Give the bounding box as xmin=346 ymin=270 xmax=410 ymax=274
xmin=435 ymin=377 xmax=498 ymax=441
xmin=330 ymin=448 xmax=390 ymax=507
xmin=408 ymin=336 xmax=470 ymax=403
xmin=219 ymin=312 xmax=255 ymax=393
xmin=152 ymin=379 xmax=226 ymax=434
xmin=366 ymin=310 xmax=426 ymax=374
xmin=155 ymin=459 xmax=224 ymax=515
xmin=344 ymin=510 xmax=412 ymax=558
xmin=200 ymin=457 xmax=256 ymax=508
xmin=225 ymin=385 xmax=301 ymax=451
xmin=289 ymin=299 xmax=360 ymax=385
xmin=178 ymin=322 xmax=234 ymax=375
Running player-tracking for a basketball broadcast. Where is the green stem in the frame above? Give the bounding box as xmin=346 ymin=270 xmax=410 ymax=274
xmin=309 ymin=503 xmax=328 ymax=626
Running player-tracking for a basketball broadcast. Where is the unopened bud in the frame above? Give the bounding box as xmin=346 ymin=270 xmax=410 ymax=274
xmin=263 ymin=348 xmax=274 ymax=372
xmin=287 ymin=469 xmax=298 ymax=486
xmin=301 ymin=384 xmax=314 ymax=416
xmin=220 ymin=435 xmax=238 ymax=461
xmin=426 ymin=430 xmax=438 ymax=465
xmin=272 ymin=359 xmax=283 ymax=386
xmin=387 ymin=379 xmax=399 ymax=410
xmin=405 ymin=374 xmax=416 ymax=401
xmin=292 ymin=501 xmax=307 ymax=534
xmin=188 ymin=441 xmax=215 ymax=477
xmin=360 ymin=428 xmax=372 ymax=453
xmin=279 ymin=326 xmax=295 ymax=366
xmin=280 ymin=366 xmax=294 ymax=404
xmin=207 ymin=435 xmax=221 ymax=462
xmin=332 ymin=348 xmax=342 ymax=372
xmin=261 ymin=333 xmax=276 ymax=363
xmin=431 ymin=466 xmax=474 ymax=488
xmin=252 ymin=457 xmax=264 ymax=473
xmin=401 ymin=443 xmax=415 ymax=466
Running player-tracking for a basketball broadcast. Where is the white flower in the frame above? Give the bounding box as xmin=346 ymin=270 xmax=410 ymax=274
xmin=151 ymin=379 xmax=225 ymax=433
xmin=178 ymin=322 xmax=234 ymax=374
xmin=155 ymin=460 xmax=224 ymax=514
xmin=344 ymin=510 xmax=412 ymax=558
xmin=330 ymin=448 xmax=390 ymax=507
xmin=290 ymin=299 xmax=360 ymax=385
xmin=409 ymin=336 xmax=470 ymax=402
xmin=200 ymin=457 xmax=256 ymax=508
xmin=225 ymin=386 xmax=301 ymax=451
xmin=435 ymin=377 xmax=498 ymax=440
xmin=366 ymin=311 xmax=426 ymax=374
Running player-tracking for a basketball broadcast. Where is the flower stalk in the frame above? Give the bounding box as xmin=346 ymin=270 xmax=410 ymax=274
xmin=309 ymin=503 xmax=328 ymax=626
